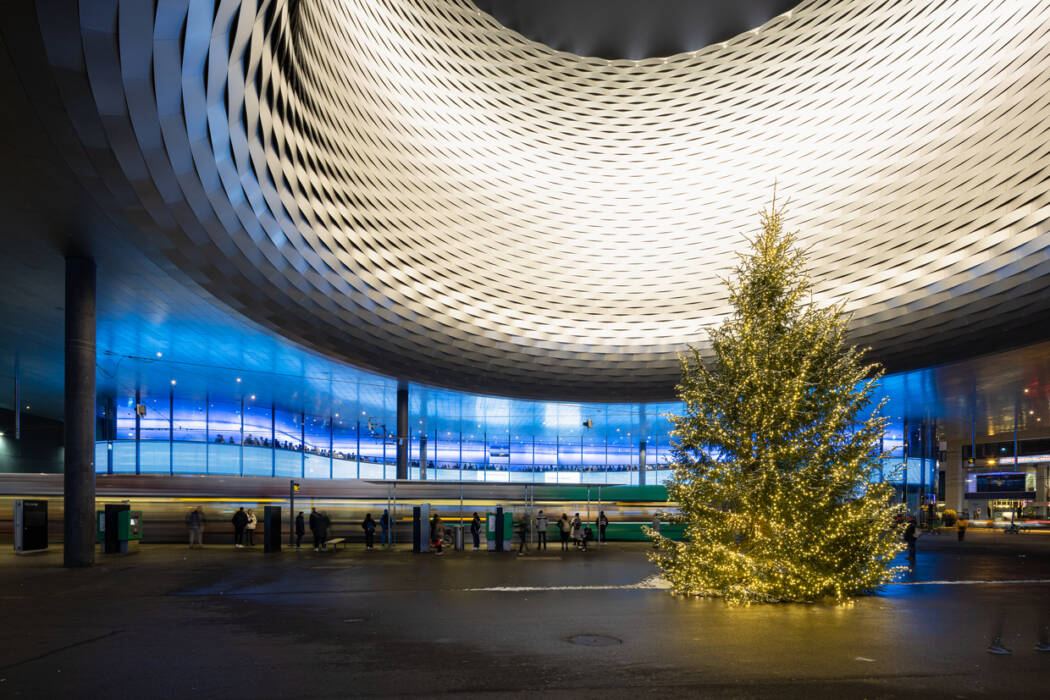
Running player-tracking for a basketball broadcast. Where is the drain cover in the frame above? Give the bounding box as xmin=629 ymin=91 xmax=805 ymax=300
xmin=567 ymin=634 xmax=622 ymax=647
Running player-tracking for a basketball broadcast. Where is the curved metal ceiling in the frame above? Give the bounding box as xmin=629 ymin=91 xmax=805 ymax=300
xmin=26 ymin=0 xmax=1050 ymax=401
xmin=470 ymin=0 xmax=800 ymax=59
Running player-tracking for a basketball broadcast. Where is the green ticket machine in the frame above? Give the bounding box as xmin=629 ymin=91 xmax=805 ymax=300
xmin=97 ymin=504 xmax=143 ymax=553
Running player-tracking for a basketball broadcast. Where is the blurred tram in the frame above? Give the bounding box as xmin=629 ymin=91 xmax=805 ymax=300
xmin=0 ymin=474 xmax=676 ymax=544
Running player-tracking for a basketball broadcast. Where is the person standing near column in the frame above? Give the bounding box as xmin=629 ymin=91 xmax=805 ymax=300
xmin=597 ymin=510 xmax=609 ymax=543
xmin=535 ymin=510 xmax=548 ymax=551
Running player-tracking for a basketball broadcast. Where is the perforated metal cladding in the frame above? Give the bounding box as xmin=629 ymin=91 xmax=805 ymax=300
xmin=37 ymin=0 xmax=1050 ymax=401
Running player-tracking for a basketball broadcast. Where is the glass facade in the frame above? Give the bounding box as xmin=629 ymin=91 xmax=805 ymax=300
xmin=92 ymin=359 xmax=937 ymax=491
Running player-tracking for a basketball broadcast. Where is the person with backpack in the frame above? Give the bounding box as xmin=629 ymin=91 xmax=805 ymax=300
xmin=295 ymin=511 xmax=305 ymax=550
xmin=535 ymin=510 xmax=548 ymax=551
xmin=362 ymin=513 xmax=377 ymax=550
xmin=597 ymin=510 xmax=609 ymax=543
xmin=232 ymin=507 xmax=248 ymax=548
xmin=245 ymin=509 xmax=258 ymax=546
xmin=470 ymin=512 xmax=481 ymax=550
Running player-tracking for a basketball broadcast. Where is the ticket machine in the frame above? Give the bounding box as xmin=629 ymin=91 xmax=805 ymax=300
xmin=14 ymin=499 xmax=48 ymax=553
xmin=97 ymin=504 xmax=143 ymax=553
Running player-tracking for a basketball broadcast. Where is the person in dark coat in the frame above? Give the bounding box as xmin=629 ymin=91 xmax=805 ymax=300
xmin=232 ymin=507 xmax=248 ymax=548
xmin=380 ymin=509 xmax=391 ymax=547
xmin=309 ymin=507 xmax=321 ymax=551
xmin=295 ymin=511 xmax=305 ymax=550
xmin=470 ymin=512 xmax=481 ymax=550
xmin=320 ymin=511 xmax=332 ymax=550
xmin=362 ymin=513 xmax=376 ymax=550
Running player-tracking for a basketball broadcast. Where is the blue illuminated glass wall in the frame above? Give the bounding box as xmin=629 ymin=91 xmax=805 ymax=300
xmin=92 ymin=356 xmax=936 ymax=489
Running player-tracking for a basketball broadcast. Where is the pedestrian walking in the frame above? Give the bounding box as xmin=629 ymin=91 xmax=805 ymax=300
xmin=309 ymin=507 xmax=322 ymax=551
xmin=470 ymin=512 xmax=481 ymax=550
xmin=517 ymin=513 xmax=529 ymax=555
xmin=903 ymin=515 xmax=917 ymax=561
xmin=295 ymin=511 xmax=305 ymax=550
xmin=558 ymin=513 xmax=571 ymax=551
xmin=232 ymin=507 xmax=248 ymax=548
xmin=186 ymin=506 xmax=204 ymax=548
xmin=245 ymin=509 xmax=257 ymax=546
xmin=380 ymin=508 xmax=391 ymax=547
xmin=363 ymin=513 xmax=376 ymax=549
xmin=535 ymin=510 xmax=548 ymax=551
xmin=957 ymin=513 xmax=968 ymax=542
xmin=651 ymin=511 xmax=661 ymax=548
xmin=433 ymin=514 xmax=446 ymax=555
xmin=597 ymin=510 xmax=609 ymax=543
xmin=571 ymin=513 xmax=583 ymax=549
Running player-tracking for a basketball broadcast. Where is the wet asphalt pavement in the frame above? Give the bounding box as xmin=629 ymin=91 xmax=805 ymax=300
xmin=1 ymin=532 xmax=1049 ymax=699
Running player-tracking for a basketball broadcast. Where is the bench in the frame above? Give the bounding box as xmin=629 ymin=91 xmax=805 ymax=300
xmin=324 ymin=537 xmax=346 ymax=552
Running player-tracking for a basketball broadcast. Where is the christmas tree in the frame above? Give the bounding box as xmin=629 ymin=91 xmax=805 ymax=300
xmin=648 ymin=197 xmax=904 ymax=603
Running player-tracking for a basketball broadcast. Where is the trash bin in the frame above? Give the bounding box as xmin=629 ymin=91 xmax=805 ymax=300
xmin=453 ymin=524 xmax=464 ymax=551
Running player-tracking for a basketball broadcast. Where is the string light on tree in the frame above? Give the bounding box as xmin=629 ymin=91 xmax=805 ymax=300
xmin=647 ymin=194 xmax=904 ymax=604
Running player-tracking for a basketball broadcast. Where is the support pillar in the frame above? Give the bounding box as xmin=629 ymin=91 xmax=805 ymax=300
xmin=419 ymin=434 xmax=428 ymax=481
xmin=64 ymin=257 xmax=96 ymax=568
xmin=638 ymin=440 xmax=647 ymax=486
xmin=396 ymin=383 xmax=408 ymax=479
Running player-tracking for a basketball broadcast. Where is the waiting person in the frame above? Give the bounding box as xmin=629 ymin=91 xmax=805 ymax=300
xmin=535 ymin=510 xmax=548 ymax=551
xmin=380 ymin=509 xmax=391 ymax=547
xmin=470 ymin=512 xmax=481 ymax=550
xmin=571 ymin=513 xmax=583 ymax=549
xmin=309 ymin=507 xmax=322 ymax=551
xmin=232 ymin=506 xmax=248 ymax=548
xmin=597 ymin=510 xmax=609 ymax=543
xmin=559 ymin=513 xmax=571 ymax=551
xmin=433 ymin=515 xmax=446 ymax=555
xmin=903 ymin=515 xmax=917 ymax=561
xmin=186 ymin=506 xmax=204 ymax=548
xmin=651 ymin=512 xmax=661 ymax=548
xmin=517 ymin=513 xmax=530 ymax=555
xmin=245 ymin=509 xmax=257 ymax=546
xmin=295 ymin=511 xmax=305 ymax=550
xmin=321 ymin=511 xmax=332 ymax=550
xmin=363 ymin=513 xmax=376 ymax=550
xmin=957 ymin=513 xmax=968 ymax=542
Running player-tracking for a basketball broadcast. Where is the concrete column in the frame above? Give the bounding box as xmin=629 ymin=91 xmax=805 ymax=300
xmin=638 ymin=440 xmax=647 ymax=486
xmin=419 ymin=434 xmax=428 ymax=481
xmin=396 ymin=383 xmax=408 ymax=479
xmin=64 ymin=257 xmax=96 ymax=568
xmin=1036 ymin=464 xmax=1048 ymax=518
